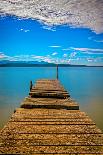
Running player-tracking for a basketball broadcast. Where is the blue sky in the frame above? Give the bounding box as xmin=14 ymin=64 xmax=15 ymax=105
xmin=0 ymin=14 xmax=103 ymax=65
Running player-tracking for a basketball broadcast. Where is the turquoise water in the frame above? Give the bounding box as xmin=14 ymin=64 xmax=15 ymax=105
xmin=0 ymin=67 xmax=103 ymax=131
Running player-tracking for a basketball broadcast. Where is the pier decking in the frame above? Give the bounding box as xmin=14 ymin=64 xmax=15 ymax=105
xmin=0 ymin=79 xmax=103 ymax=154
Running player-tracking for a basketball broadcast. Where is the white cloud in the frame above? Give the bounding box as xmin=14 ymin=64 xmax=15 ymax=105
xmin=71 ymin=47 xmax=103 ymax=53
xmin=49 ymin=45 xmax=61 ymax=48
xmin=20 ymin=28 xmax=30 ymax=32
xmin=52 ymin=52 xmax=58 ymax=56
xmin=63 ymin=54 xmax=68 ymax=57
xmin=24 ymin=30 xmax=30 ymax=32
xmin=0 ymin=0 xmax=103 ymax=33
xmin=88 ymin=36 xmax=92 ymax=40
xmin=18 ymin=18 xmax=23 ymax=21
xmin=0 ymin=53 xmax=70 ymax=64
xmin=94 ymin=40 xmax=103 ymax=43
xmin=0 ymin=52 xmax=8 ymax=59
xmin=70 ymin=52 xmax=77 ymax=57
xmin=63 ymin=46 xmax=103 ymax=54
xmin=0 ymin=51 xmax=103 ymax=65
xmin=87 ymin=58 xmax=94 ymax=62
xmin=42 ymin=25 xmax=56 ymax=31
xmin=62 ymin=48 xmax=70 ymax=51
xmin=88 ymin=37 xmax=103 ymax=43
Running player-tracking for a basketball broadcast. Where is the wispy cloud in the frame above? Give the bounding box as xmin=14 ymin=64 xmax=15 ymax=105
xmin=20 ymin=28 xmax=30 ymax=32
xmin=88 ymin=37 xmax=103 ymax=43
xmin=63 ymin=54 xmax=68 ymax=57
xmin=94 ymin=40 xmax=103 ymax=43
xmin=88 ymin=37 xmax=92 ymax=40
xmin=49 ymin=45 xmax=61 ymax=48
xmin=0 ymin=52 xmax=8 ymax=59
xmin=70 ymin=52 xmax=77 ymax=57
xmin=62 ymin=47 xmax=103 ymax=54
xmin=0 ymin=53 xmax=72 ymax=64
xmin=71 ymin=47 xmax=103 ymax=54
xmin=24 ymin=30 xmax=30 ymax=32
xmin=87 ymin=58 xmax=94 ymax=62
xmin=42 ymin=25 xmax=56 ymax=31
xmin=52 ymin=52 xmax=58 ymax=56
xmin=0 ymin=0 xmax=103 ymax=33
xmin=62 ymin=48 xmax=70 ymax=51
xmin=0 ymin=52 xmax=103 ymax=66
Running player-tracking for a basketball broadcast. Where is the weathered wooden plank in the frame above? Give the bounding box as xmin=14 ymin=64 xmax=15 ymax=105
xmin=29 ymin=92 xmax=69 ymax=98
xmin=8 ymin=121 xmax=95 ymax=125
xmin=0 ymin=145 xmax=103 ymax=154
xmin=31 ymin=89 xmax=66 ymax=92
xmin=15 ymin=108 xmax=81 ymax=112
xmin=12 ymin=115 xmax=90 ymax=120
xmin=0 ymin=139 xmax=103 ymax=147
xmin=22 ymin=97 xmax=76 ymax=105
xmin=29 ymin=92 xmax=69 ymax=95
xmin=21 ymin=98 xmax=79 ymax=109
xmin=2 ymin=124 xmax=102 ymax=134
xmin=33 ymin=80 xmax=66 ymax=94
xmin=13 ymin=108 xmax=88 ymax=118
xmin=22 ymin=98 xmax=77 ymax=106
xmin=21 ymin=104 xmax=79 ymax=110
xmin=21 ymin=101 xmax=78 ymax=107
xmin=1 ymin=133 xmax=103 ymax=145
xmin=10 ymin=118 xmax=94 ymax=122
xmin=31 ymin=89 xmax=67 ymax=92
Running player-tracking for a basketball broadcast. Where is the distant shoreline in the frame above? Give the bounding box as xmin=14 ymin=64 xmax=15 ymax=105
xmin=0 ymin=64 xmax=103 ymax=67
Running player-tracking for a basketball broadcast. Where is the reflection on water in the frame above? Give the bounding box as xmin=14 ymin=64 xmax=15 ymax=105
xmin=0 ymin=67 xmax=103 ymax=131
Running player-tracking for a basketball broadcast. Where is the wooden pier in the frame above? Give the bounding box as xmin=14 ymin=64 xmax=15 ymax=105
xmin=0 ymin=79 xmax=103 ymax=154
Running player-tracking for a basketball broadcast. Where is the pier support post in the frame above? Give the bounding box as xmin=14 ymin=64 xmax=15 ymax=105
xmin=30 ymin=80 xmax=33 ymax=91
xmin=56 ymin=64 xmax=58 ymax=80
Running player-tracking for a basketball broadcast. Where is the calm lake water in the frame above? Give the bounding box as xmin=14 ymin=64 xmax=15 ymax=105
xmin=0 ymin=67 xmax=103 ymax=131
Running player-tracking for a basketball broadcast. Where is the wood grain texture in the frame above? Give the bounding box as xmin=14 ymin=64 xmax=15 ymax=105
xmin=0 ymin=79 xmax=103 ymax=154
